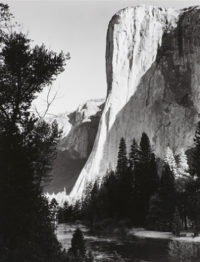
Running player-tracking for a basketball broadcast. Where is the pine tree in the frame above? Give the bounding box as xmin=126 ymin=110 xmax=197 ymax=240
xmin=127 ymin=139 xmax=140 ymax=220
xmin=116 ymin=138 xmax=133 ymax=219
xmin=102 ymin=170 xmax=119 ymax=218
xmin=185 ymin=122 xmax=200 ymax=235
xmin=88 ymin=181 xmax=99 ymax=227
xmin=147 ymin=153 xmax=159 ymax=194
xmin=133 ymin=133 xmax=158 ymax=226
xmin=172 ymin=149 xmax=190 ymax=229
xmin=175 ymin=149 xmax=190 ymax=226
xmin=192 ymin=121 xmax=200 ymax=177
xmin=116 ymin=137 xmax=128 ymax=175
xmin=177 ymin=148 xmax=189 ymax=178
xmin=129 ymin=138 xmax=140 ymax=169
xmin=159 ymin=164 xmax=176 ymax=230
xmin=164 ymin=147 xmax=178 ymax=176
xmin=186 ymin=182 xmax=200 ymax=237
xmin=139 ymin=133 xmax=158 ymax=196
xmin=140 ymin=132 xmax=152 ymax=162
xmin=73 ymin=200 xmax=81 ymax=220
xmin=69 ymin=228 xmax=86 ymax=258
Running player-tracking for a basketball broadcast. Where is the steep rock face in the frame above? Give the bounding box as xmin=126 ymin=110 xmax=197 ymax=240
xmin=70 ymin=6 xmax=200 ymax=199
xmin=59 ymin=99 xmax=104 ymax=158
xmin=45 ymin=99 xmax=104 ymax=193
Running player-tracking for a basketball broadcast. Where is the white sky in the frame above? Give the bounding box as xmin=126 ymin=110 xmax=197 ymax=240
xmin=5 ymin=0 xmax=200 ymax=115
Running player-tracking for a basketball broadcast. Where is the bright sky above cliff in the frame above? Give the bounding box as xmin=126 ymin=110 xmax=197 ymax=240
xmin=5 ymin=0 xmax=200 ymax=115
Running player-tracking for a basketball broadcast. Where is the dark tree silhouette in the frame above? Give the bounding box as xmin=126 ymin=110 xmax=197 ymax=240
xmin=129 ymin=138 xmax=140 ymax=170
xmin=116 ymin=138 xmax=132 ymax=218
xmin=116 ymin=137 xmax=128 ymax=175
xmin=87 ymin=181 xmax=99 ymax=227
xmin=0 ymin=29 xmax=68 ymax=260
xmin=186 ymin=180 xmax=200 ymax=237
xmin=192 ymin=121 xmax=200 ymax=177
xmin=140 ymin=132 xmax=152 ymax=163
xmin=159 ymin=164 xmax=176 ymax=230
xmin=100 ymin=170 xmax=118 ymax=219
xmin=69 ymin=228 xmax=86 ymax=258
xmin=133 ymin=133 xmax=158 ymax=225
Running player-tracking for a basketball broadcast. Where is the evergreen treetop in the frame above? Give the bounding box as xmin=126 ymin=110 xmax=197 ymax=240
xmin=177 ymin=148 xmax=189 ymax=178
xmin=129 ymin=138 xmax=140 ymax=169
xmin=70 ymin=228 xmax=86 ymax=258
xmin=164 ymin=147 xmax=178 ymax=177
xmin=192 ymin=121 xmax=200 ymax=177
xmin=140 ymin=132 xmax=152 ymax=162
xmin=116 ymin=137 xmax=128 ymax=175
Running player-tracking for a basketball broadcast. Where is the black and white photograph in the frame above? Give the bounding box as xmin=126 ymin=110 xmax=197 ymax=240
xmin=1 ymin=0 xmax=200 ymax=261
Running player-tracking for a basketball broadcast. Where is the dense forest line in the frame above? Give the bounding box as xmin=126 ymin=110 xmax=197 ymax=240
xmin=57 ymin=123 xmax=200 ymax=238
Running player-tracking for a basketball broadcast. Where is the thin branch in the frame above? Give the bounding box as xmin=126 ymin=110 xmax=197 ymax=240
xmin=33 ymin=85 xmax=59 ymax=119
xmin=33 ymin=105 xmax=42 ymax=119
xmin=42 ymin=86 xmax=58 ymax=118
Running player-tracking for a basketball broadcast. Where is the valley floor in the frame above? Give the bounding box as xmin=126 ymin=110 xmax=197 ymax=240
xmin=129 ymin=228 xmax=200 ymax=242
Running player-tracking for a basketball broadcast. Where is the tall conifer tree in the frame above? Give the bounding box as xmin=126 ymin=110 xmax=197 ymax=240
xmin=192 ymin=121 xmax=200 ymax=177
xmin=116 ymin=137 xmax=128 ymax=175
xmin=133 ymin=133 xmax=158 ymax=225
xmin=159 ymin=163 xmax=176 ymax=229
xmin=140 ymin=132 xmax=152 ymax=162
xmin=129 ymin=138 xmax=140 ymax=169
xmin=164 ymin=147 xmax=178 ymax=176
xmin=70 ymin=228 xmax=86 ymax=258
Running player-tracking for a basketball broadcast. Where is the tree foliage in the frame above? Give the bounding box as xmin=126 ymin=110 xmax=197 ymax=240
xmin=69 ymin=228 xmax=86 ymax=258
xmin=129 ymin=138 xmax=139 ymax=170
xmin=60 ymin=133 xmax=159 ymax=227
xmin=116 ymin=137 xmax=128 ymax=175
xmin=192 ymin=122 xmax=200 ymax=177
xmin=0 ymin=11 xmax=68 ymax=261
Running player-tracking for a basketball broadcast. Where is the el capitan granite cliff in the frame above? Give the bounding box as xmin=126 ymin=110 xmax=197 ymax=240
xmin=71 ymin=6 xmax=200 ymax=199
